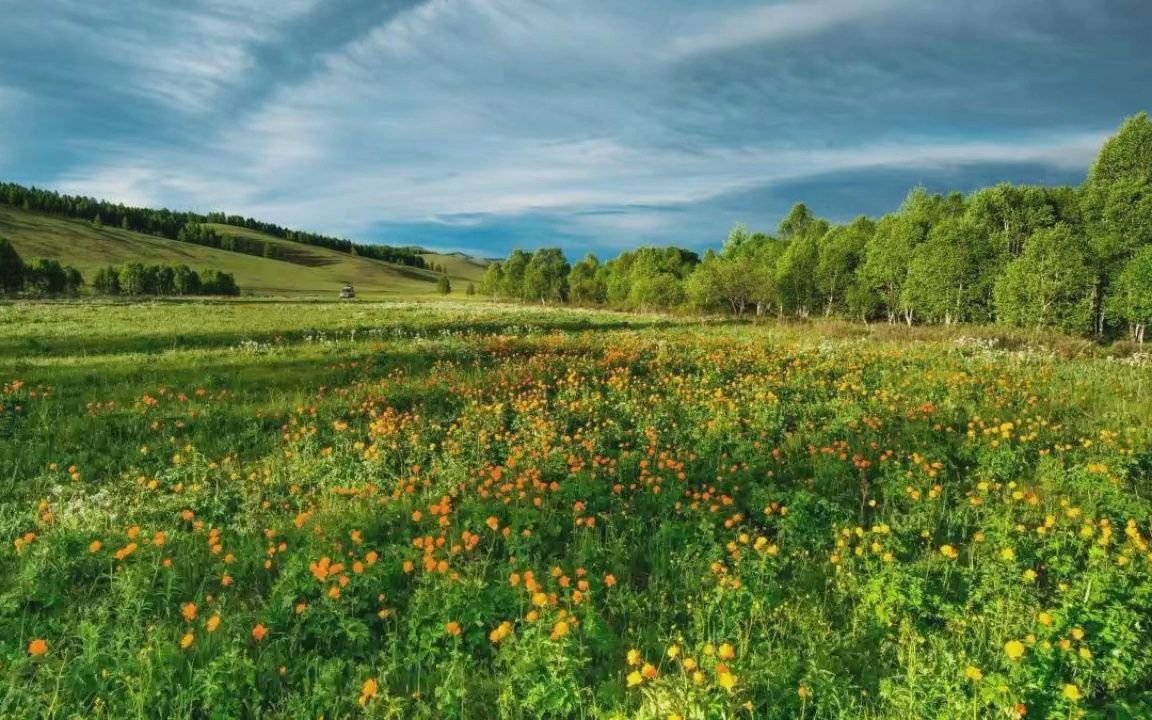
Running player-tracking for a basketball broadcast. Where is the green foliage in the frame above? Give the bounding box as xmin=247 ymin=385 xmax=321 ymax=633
xmin=523 ymin=248 xmax=570 ymax=303
xmin=1108 ymin=246 xmax=1152 ymax=342
xmin=568 ymin=253 xmax=606 ymax=305
xmin=0 ymin=236 xmax=26 ymax=293
xmin=994 ymin=226 xmax=1095 ymax=332
xmin=97 ymin=262 xmax=238 ymax=297
xmin=437 ymin=274 xmax=452 ymax=295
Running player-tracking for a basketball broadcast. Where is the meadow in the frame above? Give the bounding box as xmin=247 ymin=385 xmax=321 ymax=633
xmin=1 ymin=299 xmax=1151 ymax=719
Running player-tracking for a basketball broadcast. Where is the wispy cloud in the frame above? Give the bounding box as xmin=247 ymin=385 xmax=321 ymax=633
xmin=666 ymin=0 xmax=912 ymax=58
xmin=2 ymin=0 xmax=1150 ymax=255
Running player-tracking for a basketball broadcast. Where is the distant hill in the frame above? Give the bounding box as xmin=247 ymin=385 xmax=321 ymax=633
xmin=0 ymin=206 xmax=489 ymax=297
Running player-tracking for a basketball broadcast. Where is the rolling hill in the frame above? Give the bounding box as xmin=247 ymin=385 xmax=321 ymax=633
xmin=0 ymin=206 xmax=489 ymax=298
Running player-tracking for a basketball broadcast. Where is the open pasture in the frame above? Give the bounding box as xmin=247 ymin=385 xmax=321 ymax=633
xmin=1 ymin=301 xmax=1150 ymax=719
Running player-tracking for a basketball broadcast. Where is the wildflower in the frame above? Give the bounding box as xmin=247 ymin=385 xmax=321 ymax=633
xmin=718 ymin=642 xmax=735 ymax=660
xmin=1062 ymin=683 xmax=1082 ymax=702
xmin=964 ymin=665 xmax=983 ymax=681
xmin=489 ymin=621 xmax=512 ymax=643
xmin=206 ymin=614 xmax=221 ymax=632
xmin=604 ymin=573 xmax=616 ymax=587
xmin=717 ymin=671 xmax=738 ymax=691
xmin=940 ymin=544 xmax=959 ymax=559
xmin=1004 ymin=640 xmax=1026 ymax=660
xmin=27 ymin=638 xmax=48 ymax=656
xmin=88 ymin=540 xmax=102 ymax=553
xmin=627 ymin=648 xmax=642 ymax=666
xmin=251 ymin=623 xmax=267 ymax=642
xmin=445 ymin=621 xmax=461 ymax=636
xmin=626 ymin=670 xmax=644 ymax=687
xmin=667 ymin=644 xmax=679 ymax=659
xmin=359 ymin=677 xmax=379 ymax=705
xmin=181 ymin=602 xmax=198 ymax=622
xmin=180 ymin=632 xmax=195 ymax=649
xmin=641 ymin=663 xmax=658 ymax=680
xmin=550 ymin=620 xmax=570 ymax=641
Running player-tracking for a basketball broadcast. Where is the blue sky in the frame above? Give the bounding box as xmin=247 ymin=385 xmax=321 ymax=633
xmin=1 ymin=0 xmax=1150 ymax=258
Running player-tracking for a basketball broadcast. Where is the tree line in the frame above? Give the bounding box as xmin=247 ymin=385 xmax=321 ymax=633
xmin=0 ymin=239 xmax=84 ymax=295
xmin=479 ymin=113 xmax=1152 ymax=343
xmin=0 ymin=237 xmax=241 ymax=297
xmin=0 ymin=182 xmax=427 ymax=269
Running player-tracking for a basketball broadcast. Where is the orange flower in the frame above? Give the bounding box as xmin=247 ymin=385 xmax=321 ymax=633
xmin=604 ymin=573 xmax=617 ymax=587
xmin=88 ymin=539 xmax=103 ymax=553
xmin=251 ymin=623 xmax=267 ymax=642
xmin=641 ymin=663 xmax=658 ymax=680
xmin=206 ymin=614 xmax=221 ymax=632
xmin=445 ymin=621 xmax=461 ymax=636
xmin=27 ymin=638 xmax=48 ymax=656
xmin=180 ymin=632 xmax=195 ymax=649
xmin=718 ymin=642 xmax=736 ymax=660
xmin=358 ymin=677 xmax=379 ymax=705
xmin=181 ymin=602 xmax=198 ymax=621
xmin=486 ymin=516 xmax=499 ymax=531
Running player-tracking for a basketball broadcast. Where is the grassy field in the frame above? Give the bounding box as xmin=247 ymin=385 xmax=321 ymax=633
xmin=0 ymin=207 xmax=487 ymax=297
xmin=1 ymin=300 xmax=1151 ymax=719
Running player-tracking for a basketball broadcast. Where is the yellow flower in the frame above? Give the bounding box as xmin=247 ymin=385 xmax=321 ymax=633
xmin=1062 ymin=683 xmax=1082 ymax=702
xmin=626 ymin=670 xmax=644 ymax=687
xmin=964 ymin=665 xmax=983 ymax=681
xmin=718 ymin=642 xmax=736 ymax=660
xmin=550 ymin=620 xmax=570 ymax=641
xmin=627 ymin=648 xmax=642 ymax=666
xmin=666 ymin=644 xmax=679 ymax=659
xmin=1037 ymin=611 xmax=1053 ymax=626
xmin=180 ymin=632 xmax=195 ymax=649
xmin=717 ymin=671 xmax=738 ymax=691
xmin=1004 ymin=639 xmax=1026 ymax=660
xmin=1000 ymin=547 xmax=1015 ymax=560
xmin=940 ymin=544 xmax=959 ymax=559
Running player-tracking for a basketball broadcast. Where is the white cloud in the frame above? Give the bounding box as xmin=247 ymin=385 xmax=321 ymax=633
xmin=667 ymin=0 xmax=911 ymax=58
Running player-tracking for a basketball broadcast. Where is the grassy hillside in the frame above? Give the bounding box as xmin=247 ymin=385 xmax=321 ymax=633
xmin=0 ymin=206 xmax=487 ymax=297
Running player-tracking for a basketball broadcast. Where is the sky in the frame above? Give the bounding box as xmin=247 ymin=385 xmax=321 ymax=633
xmin=1 ymin=0 xmax=1151 ymax=258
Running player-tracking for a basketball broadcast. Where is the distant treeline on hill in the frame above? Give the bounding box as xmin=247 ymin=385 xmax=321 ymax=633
xmin=480 ymin=112 xmax=1152 ymax=343
xmin=0 ymin=182 xmax=427 ymax=269
xmin=0 ymin=237 xmax=240 ymax=297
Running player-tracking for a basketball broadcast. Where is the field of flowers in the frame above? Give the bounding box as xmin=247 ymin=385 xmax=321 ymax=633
xmin=2 ymin=300 xmax=1151 ymax=719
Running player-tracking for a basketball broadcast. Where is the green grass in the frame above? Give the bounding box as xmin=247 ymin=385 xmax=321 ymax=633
xmin=1 ymin=301 xmax=1150 ymax=719
xmin=0 ymin=207 xmax=487 ymax=298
